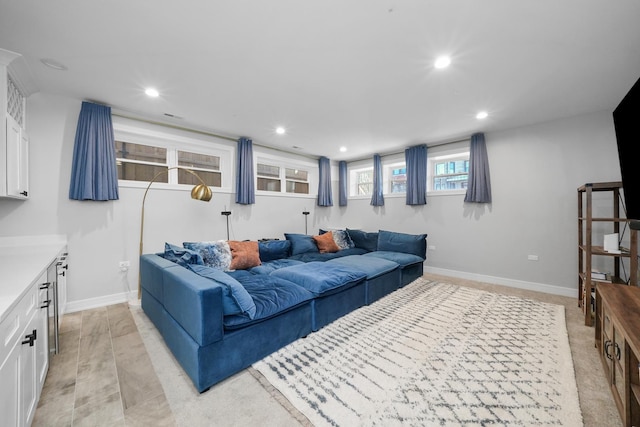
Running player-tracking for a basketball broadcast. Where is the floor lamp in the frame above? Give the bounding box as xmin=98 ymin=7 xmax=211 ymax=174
xmin=138 ymin=167 xmax=212 ymax=299
xmin=303 ymin=210 xmax=310 ymax=234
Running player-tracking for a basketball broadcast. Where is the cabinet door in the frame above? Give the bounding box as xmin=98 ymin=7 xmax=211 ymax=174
xmin=20 ymin=312 xmax=38 ymax=427
xmin=5 ymin=115 xmax=29 ymax=199
xmin=0 ymin=341 xmax=20 ymax=427
xmin=36 ymin=285 xmax=49 ymax=394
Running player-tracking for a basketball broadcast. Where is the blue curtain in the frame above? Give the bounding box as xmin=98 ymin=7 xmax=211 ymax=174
xmin=338 ymin=160 xmax=347 ymax=206
xmin=405 ymin=144 xmax=427 ymax=205
xmin=370 ymin=154 xmax=384 ymax=206
xmin=464 ymin=132 xmax=492 ymax=203
xmin=235 ymin=137 xmax=255 ymax=204
xmin=68 ymin=101 xmax=119 ymax=201
xmin=317 ymin=156 xmax=333 ymax=206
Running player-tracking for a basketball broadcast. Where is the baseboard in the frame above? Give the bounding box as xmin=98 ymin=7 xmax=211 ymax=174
xmin=65 ymin=268 xmax=576 ymax=313
xmin=65 ymin=291 xmax=137 ymax=314
xmin=424 ymin=266 xmax=577 ymax=298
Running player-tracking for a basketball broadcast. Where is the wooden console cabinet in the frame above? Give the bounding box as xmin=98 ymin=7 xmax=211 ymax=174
xmin=595 ymin=283 xmax=640 ymax=427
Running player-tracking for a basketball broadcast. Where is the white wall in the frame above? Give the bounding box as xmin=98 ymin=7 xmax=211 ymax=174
xmin=0 ymin=92 xmax=623 ymax=310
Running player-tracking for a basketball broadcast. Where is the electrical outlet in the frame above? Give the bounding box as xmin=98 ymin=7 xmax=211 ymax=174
xmin=527 ymin=255 xmax=539 ymax=261
xmin=428 ymin=245 xmax=436 ymax=250
xmin=119 ymin=261 xmax=130 ymax=271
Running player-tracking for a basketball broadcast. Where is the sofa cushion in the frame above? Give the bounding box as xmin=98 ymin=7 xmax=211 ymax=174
xmin=249 ymin=259 xmax=304 ymax=275
xmin=163 ymin=242 xmax=203 ymax=267
xmin=377 ymin=230 xmax=427 ymax=259
xmin=346 ymin=229 xmax=378 ymax=252
xmin=313 ymin=231 xmax=340 ymax=253
xmin=271 ymin=261 xmax=367 ymax=296
xmin=185 ymin=264 xmax=257 ymax=319
xmin=287 ymin=247 xmax=368 ymax=262
xmin=327 ymin=255 xmax=398 ymax=279
xmin=363 ymin=251 xmax=424 ymax=268
xmin=223 ymin=275 xmax=314 ymax=330
xmin=183 ymin=240 xmax=232 ymax=270
xmin=258 ymin=240 xmax=291 ymax=262
xmin=285 ymin=233 xmax=319 ymax=255
xmin=228 ymin=240 xmax=261 ymax=270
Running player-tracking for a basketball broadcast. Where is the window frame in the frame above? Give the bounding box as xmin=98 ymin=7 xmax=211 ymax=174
xmin=113 ymin=119 xmax=233 ymax=193
xmin=254 ymin=152 xmax=317 ymax=198
xmin=426 ymin=141 xmax=470 ymax=196
xmin=348 ymin=153 xmax=406 ymax=199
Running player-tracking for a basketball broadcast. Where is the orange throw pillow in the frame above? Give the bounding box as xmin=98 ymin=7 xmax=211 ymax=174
xmin=313 ymin=231 xmax=340 ymax=253
xmin=228 ymin=240 xmax=261 ymax=270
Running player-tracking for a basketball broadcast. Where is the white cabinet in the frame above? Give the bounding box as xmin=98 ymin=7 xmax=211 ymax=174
xmin=1 ymin=48 xmax=31 ymax=200
xmin=0 ymin=238 xmax=65 ymax=427
xmin=0 ymin=279 xmax=46 ymax=427
xmin=5 ymin=114 xmax=29 ymax=198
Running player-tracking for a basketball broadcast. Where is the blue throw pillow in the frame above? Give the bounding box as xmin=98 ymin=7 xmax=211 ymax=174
xmin=346 ymin=229 xmax=378 ymax=252
xmin=186 ymin=264 xmax=257 ymax=319
xmin=284 ymin=233 xmax=319 ymax=256
xmin=258 ymin=240 xmax=291 ymax=262
xmin=183 ymin=241 xmax=232 ymax=271
xmin=377 ymin=230 xmax=427 ymax=259
xmin=163 ymin=243 xmax=204 ymax=267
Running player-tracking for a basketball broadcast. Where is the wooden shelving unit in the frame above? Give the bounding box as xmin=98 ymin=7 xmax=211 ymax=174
xmin=578 ymin=182 xmax=638 ymax=326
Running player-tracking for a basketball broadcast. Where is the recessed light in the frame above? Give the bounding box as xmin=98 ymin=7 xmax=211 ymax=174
xmin=434 ymin=56 xmax=451 ymax=69
xmin=476 ymin=111 xmax=488 ymax=120
xmin=339 ymin=146 xmax=347 ymax=152
xmin=145 ymin=88 xmax=159 ymax=97
xmin=40 ymin=58 xmax=68 ymax=71
xmin=275 ymin=127 xmax=286 ymax=135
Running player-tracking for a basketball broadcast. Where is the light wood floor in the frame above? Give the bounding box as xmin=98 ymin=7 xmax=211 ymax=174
xmin=32 ymin=303 xmax=174 ymax=427
xmin=32 ymin=274 xmax=621 ymax=426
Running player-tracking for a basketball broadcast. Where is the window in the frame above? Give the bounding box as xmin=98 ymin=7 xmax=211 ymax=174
xmin=285 ymin=168 xmax=309 ymax=194
xmin=386 ymin=164 xmax=406 ymax=194
xmin=113 ymin=119 xmax=232 ymax=190
xmin=428 ymin=149 xmax=470 ymax=193
xmin=351 ymin=167 xmax=373 ymax=196
xmin=257 ymin=162 xmax=310 ymax=194
xmin=116 ymin=141 xmax=168 ymax=183
xmin=349 ymin=157 xmax=406 ymax=197
xmin=257 ymin=163 xmax=281 ymax=192
xmin=177 ymin=150 xmax=221 ymax=187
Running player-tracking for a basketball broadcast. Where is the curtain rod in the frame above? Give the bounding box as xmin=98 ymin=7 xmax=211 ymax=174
xmin=345 ymin=137 xmax=471 ymax=163
xmin=110 ymin=110 xmax=321 ymax=160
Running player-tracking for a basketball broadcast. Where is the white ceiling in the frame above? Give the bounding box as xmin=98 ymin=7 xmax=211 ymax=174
xmin=1 ymin=1 xmax=639 ymax=160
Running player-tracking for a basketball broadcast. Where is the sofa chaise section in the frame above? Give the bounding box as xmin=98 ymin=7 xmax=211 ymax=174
xmin=140 ymin=254 xmax=314 ymax=392
xmin=327 ymin=255 xmax=400 ymax=304
xmin=271 ymin=261 xmax=368 ymax=331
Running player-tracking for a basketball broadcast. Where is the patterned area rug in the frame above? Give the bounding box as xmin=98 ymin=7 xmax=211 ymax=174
xmin=253 ymin=279 xmax=583 ymax=426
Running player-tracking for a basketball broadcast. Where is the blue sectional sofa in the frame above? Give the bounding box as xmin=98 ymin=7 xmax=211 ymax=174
xmin=140 ymin=229 xmax=427 ymax=392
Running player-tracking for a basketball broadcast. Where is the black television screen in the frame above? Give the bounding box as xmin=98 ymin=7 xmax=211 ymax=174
xmin=613 ymin=75 xmax=640 ymax=221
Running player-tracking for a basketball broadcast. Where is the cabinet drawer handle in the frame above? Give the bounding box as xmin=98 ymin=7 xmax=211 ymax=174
xmin=21 ymin=329 xmax=37 ymax=347
xmin=614 ymin=342 xmax=621 ymax=361
xmin=605 ymin=340 xmax=612 ymax=360
xmin=41 ymin=299 xmax=51 ymax=309
xmin=40 ymin=282 xmax=51 ymax=290
xmin=19 ymin=191 xmax=28 ymax=197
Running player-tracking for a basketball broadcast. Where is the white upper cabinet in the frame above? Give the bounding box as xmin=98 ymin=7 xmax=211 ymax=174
xmin=1 ymin=49 xmax=34 ymax=200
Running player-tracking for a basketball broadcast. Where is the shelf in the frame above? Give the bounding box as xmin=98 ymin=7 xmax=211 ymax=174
xmin=578 ymin=181 xmax=624 ymax=192
xmin=577 ymin=181 xmax=638 ymax=327
xmin=578 ymin=217 xmax=629 ymax=222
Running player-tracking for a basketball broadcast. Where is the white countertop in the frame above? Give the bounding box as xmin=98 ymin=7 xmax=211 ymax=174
xmin=0 ymin=236 xmax=67 ymax=324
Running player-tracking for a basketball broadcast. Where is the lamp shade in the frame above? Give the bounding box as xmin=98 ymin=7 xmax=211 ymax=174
xmin=192 ymin=183 xmax=212 ymax=201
